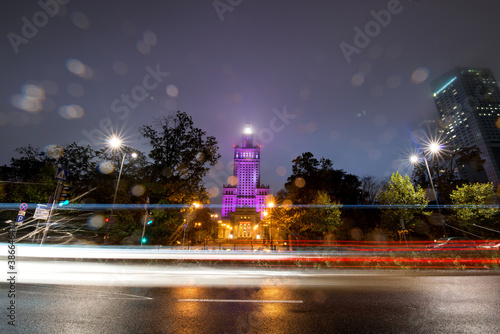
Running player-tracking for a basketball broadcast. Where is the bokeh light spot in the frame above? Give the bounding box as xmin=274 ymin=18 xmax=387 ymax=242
xmin=276 ymin=166 xmax=287 ymax=177
xmin=131 ymin=185 xmax=146 ymax=197
xmin=295 ymin=177 xmax=306 ymax=188
xmin=411 ymin=67 xmax=430 ymax=84
xmin=283 ymin=199 xmax=293 ymax=209
xmin=66 ymin=59 xmax=85 ymax=75
xmin=10 ymin=94 xmax=42 ymax=113
xmin=166 ymin=85 xmax=179 ymax=97
xmin=143 ymin=31 xmax=157 ymax=46
xmin=136 ymin=40 xmax=151 ymax=54
xmin=351 ymin=73 xmax=365 ymax=87
xmin=227 ymin=176 xmax=238 ymax=186
xmin=70 ymin=11 xmax=90 ymax=29
xmin=23 ymin=84 xmax=45 ymax=100
xmin=98 ymin=161 xmax=115 ymax=174
xmin=386 ymin=75 xmax=401 ymax=89
xmin=87 ymin=215 xmax=105 ymax=230
xmin=208 ymin=187 xmax=220 ymax=197
xmin=58 ymin=105 xmax=84 ymax=119
xmin=350 ymin=228 xmax=363 ymax=240
xmin=43 ymin=145 xmax=64 ymax=159
xmin=66 ymin=59 xmax=93 ymax=79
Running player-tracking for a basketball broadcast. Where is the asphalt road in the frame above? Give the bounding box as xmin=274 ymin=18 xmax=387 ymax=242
xmin=2 ymin=271 xmax=499 ymax=334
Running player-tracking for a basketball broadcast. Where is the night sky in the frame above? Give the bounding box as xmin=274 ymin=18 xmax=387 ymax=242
xmin=1 ymin=0 xmax=500 ymax=204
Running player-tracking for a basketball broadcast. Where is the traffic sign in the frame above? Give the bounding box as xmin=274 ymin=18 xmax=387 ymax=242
xmin=16 ymin=211 xmax=25 ymax=224
xmin=19 ymin=203 xmax=28 ymax=211
xmin=34 ymin=204 xmax=49 ymax=220
xmin=183 ymin=223 xmax=188 ymax=229
xmin=55 ymin=168 xmax=68 ymax=181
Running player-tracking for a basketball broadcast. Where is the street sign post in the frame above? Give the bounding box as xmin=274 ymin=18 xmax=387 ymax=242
xmin=16 ymin=211 xmax=26 ymax=225
xmin=42 ymin=169 xmax=69 ymax=245
xmin=55 ymin=168 xmax=68 ymax=181
xmin=34 ymin=204 xmax=49 ymax=220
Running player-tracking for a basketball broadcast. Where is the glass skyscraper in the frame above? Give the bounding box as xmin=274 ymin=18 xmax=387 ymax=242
xmin=431 ymin=67 xmax=500 ymax=186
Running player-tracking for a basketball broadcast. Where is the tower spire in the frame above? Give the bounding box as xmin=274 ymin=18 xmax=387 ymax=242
xmin=242 ymin=124 xmax=253 ymax=148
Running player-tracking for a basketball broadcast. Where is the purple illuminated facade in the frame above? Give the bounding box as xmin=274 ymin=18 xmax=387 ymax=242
xmin=222 ymin=127 xmax=270 ymax=219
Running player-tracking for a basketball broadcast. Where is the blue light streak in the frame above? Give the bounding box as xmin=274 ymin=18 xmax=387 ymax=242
xmin=434 ymin=76 xmax=457 ymax=95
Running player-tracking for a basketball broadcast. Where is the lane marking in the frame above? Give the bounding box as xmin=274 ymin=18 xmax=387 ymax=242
xmin=178 ymin=299 xmax=303 ymax=303
xmin=18 ymin=285 xmax=153 ymax=300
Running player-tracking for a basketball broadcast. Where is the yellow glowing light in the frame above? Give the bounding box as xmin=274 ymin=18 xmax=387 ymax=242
xmin=268 ymin=202 xmax=274 ymax=208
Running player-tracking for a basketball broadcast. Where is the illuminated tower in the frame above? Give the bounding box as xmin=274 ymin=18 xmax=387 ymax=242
xmin=431 ymin=68 xmax=500 ymax=185
xmin=222 ymin=125 xmax=270 ymax=219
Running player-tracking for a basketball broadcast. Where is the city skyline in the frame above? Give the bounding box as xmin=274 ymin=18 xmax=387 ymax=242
xmin=2 ymin=1 xmax=500 ymax=203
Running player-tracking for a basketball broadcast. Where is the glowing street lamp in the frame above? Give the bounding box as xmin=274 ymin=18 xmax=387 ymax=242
xmin=410 ymin=141 xmax=446 ymax=236
xmin=109 ymin=136 xmax=122 ymax=149
xmin=106 ymin=137 xmax=137 ymax=243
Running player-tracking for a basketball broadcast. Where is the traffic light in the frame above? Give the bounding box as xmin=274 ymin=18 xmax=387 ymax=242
xmin=58 ymin=185 xmax=72 ymax=206
xmin=147 ymin=220 xmax=153 ymax=225
xmin=141 ymin=237 xmax=147 ymax=244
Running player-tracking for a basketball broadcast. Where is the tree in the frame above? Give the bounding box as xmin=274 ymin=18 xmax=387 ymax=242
xmin=449 ymin=182 xmax=499 ymax=236
xmin=273 ymin=152 xmax=363 ymax=239
xmin=308 ymin=191 xmax=342 ymax=237
xmin=282 ymin=152 xmax=362 ymax=205
xmin=139 ymin=111 xmax=220 ymax=242
xmin=377 ymin=172 xmax=429 ymax=239
xmin=139 ymin=111 xmax=220 ymax=204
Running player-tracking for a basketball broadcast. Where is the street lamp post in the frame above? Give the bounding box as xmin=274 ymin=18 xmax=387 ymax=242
xmin=182 ymin=202 xmax=200 ymax=248
xmin=141 ymin=197 xmax=150 ymax=246
xmin=268 ymin=202 xmax=275 ymax=250
xmin=105 ymin=136 xmax=137 ymax=243
xmin=410 ymin=141 xmax=446 ymax=237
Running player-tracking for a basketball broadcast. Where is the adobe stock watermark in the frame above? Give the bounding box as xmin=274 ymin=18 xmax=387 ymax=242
xmin=79 ymin=63 xmax=169 ymax=148
xmin=339 ymin=0 xmax=404 ymax=64
xmin=205 ymin=105 xmax=296 ymax=194
xmin=213 ymin=0 xmax=244 ymax=22
xmin=7 ymin=0 xmax=71 ymax=54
